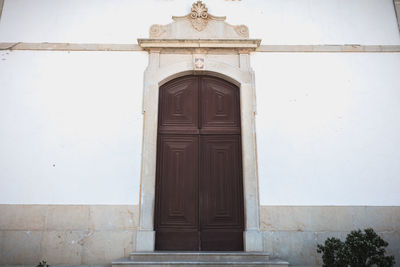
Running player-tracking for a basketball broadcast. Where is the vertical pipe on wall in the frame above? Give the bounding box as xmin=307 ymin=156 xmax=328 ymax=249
xmin=0 ymin=0 xmax=4 ymax=21
xmin=394 ymin=0 xmax=400 ymax=34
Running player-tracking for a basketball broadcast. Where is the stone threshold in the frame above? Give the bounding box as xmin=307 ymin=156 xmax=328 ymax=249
xmin=1 ymin=42 xmax=400 ymax=52
xmin=112 ymin=252 xmax=289 ymax=267
xmin=0 ymin=265 xmax=111 ymax=267
xmin=0 ymin=266 xmax=318 ymax=267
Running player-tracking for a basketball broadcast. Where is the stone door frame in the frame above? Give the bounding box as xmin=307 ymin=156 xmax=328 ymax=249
xmin=135 ymin=41 xmax=263 ymax=252
xmin=134 ymin=1 xmax=262 ymax=252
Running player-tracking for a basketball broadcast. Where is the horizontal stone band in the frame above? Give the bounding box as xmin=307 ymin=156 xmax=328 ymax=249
xmin=1 ymin=42 xmax=400 ymax=52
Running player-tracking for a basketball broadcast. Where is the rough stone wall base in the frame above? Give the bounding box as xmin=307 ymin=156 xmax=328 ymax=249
xmin=261 ymin=206 xmax=400 ymax=266
xmin=0 ymin=205 xmax=138 ymax=265
xmin=1 ymin=205 xmax=399 ymax=266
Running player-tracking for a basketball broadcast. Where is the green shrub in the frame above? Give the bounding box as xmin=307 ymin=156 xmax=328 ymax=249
xmin=317 ymin=228 xmax=395 ymax=267
xmin=36 ymin=261 xmax=49 ymax=267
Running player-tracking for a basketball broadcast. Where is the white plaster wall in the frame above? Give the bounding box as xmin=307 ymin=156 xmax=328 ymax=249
xmin=0 ymin=50 xmax=147 ymax=204
xmin=0 ymin=0 xmax=399 ymax=45
xmin=1 ymin=52 xmax=399 ymax=206
xmin=254 ymin=53 xmax=400 ymax=205
xmin=0 ymin=1 xmax=399 ymax=206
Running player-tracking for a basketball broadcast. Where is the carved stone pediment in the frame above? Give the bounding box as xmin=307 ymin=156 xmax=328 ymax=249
xmin=148 ymin=1 xmax=250 ymax=39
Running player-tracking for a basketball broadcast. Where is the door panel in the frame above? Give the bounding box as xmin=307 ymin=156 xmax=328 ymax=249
xmin=200 ymin=76 xmax=240 ymax=134
xmin=200 ymin=135 xmax=243 ymax=228
xmin=200 ymin=135 xmax=244 ymax=251
xmin=155 ymin=135 xmax=199 ymax=250
xmin=156 ymin=230 xmax=199 ymax=251
xmin=155 ymin=76 xmax=244 ymax=251
xmin=200 ymin=230 xmax=243 ymax=251
xmin=158 ymin=76 xmax=199 ymax=134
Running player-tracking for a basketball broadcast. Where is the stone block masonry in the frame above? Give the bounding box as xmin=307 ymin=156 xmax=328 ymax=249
xmin=0 ymin=205 xmax=138 ymax=265
xmin=0 ymin=205 xmax=399 ymax=266
xmin=260 ymin=206 xmax=400 ymax=266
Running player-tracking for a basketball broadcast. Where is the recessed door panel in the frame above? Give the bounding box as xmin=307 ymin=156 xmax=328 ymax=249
xmin=200 ymin=135 xmax=244 ymax=251
xmin=200 ymin=76 xmax=240 ymax=134
xmin=158 ymin=76 xmax=199 ymax=134
xmin=200 ymin=135 xmax=243 ymax=228
xmin=155 ymin=135 xmax=199 ymax=250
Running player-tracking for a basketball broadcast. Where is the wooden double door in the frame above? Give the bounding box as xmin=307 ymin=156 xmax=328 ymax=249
xmin=154 ymin=75 xmax=244 ymax=251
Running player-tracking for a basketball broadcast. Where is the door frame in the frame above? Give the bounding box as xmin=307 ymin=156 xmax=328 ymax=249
xmin=136 ymin=42 xmax=263 ymax=252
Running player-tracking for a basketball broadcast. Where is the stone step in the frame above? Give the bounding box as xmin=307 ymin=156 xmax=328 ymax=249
xmin=112 ymin=252 xmax=289 ymax=267
xmin=129 ymin=252 xmax=270 ymax=261
xmin=112 ymin=258 xmax=288 ymax=267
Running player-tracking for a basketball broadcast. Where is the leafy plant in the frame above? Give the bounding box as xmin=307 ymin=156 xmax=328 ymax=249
xmin=36 ymin=261 xmax=49 ymax=267
xmin=317 ymin=228 xmax=395 ymax=267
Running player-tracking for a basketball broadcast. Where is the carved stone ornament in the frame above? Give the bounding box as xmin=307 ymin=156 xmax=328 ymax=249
xmin=194 ymin=57 xmax=205 ymax=70
xmin=149 ymin=24 xmax=169 ymax=38
xmin=172 ymin=1 xmax=226 ymax=32
xmin=190 ymin=1 xmax=209 ymax=31
xmin=234 ymin=25 xmax=249 ymax=38
xmin=146 ymin=0 xmax=252 ymax=39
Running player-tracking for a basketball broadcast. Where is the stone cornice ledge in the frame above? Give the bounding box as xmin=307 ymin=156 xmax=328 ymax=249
xmin=2 ymin=42 xmax=400 ymax=52
xmin=137 ymin=38 xmax=261 ymax=51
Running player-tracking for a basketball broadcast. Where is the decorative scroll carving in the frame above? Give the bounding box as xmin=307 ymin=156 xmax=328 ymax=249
xmin=234 ymin=25 xmax=249 ymax=38
xmin=190 ymin=1 xmax=209 ymax=31
xmin=191 ymin=1 xmax=208 ymax=19
xmin=173 ymin=1 xmax=226 ymax=32
xmin=149 ymin=24 xmax=170 ymax=38
xmin=146 ymin=0 xmax=252 ymax=39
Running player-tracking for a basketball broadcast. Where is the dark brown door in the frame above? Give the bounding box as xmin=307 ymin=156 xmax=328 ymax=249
xmin=155 ymin=75 xmax=244 ymax=251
